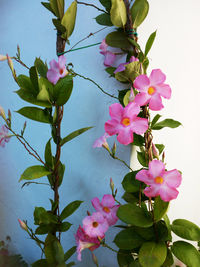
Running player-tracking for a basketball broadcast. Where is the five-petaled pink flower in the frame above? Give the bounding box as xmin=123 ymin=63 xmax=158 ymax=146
xmin=47 ymin=55 xmax=68 ymax=85
xmin=114 ymin=56 xmax=139 ymax=74
xmin=93 ymin=133 xmax=109 ymax=149
xmin=134 ymin=69 xmax=171 ymax=111
xmin=82 ymin=212 xmax=109 ymax=238
xmin=75 ymin=225 xmax=102 ymax=261
xmin=104 ymin=102 xmax=148 ymax=145
xmin=136 ymin=160 xmax=182 ymax=202
xmin=100 ymin=39 xmax=116 ymax=67
xmin=92 ymin=194 xmax=119 ymax=226
xmin=0 ymin=125 xmax=10 ymax=147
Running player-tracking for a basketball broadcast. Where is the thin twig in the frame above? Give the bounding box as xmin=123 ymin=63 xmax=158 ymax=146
xmin=12 ymin=57 xmax=30 ymax=70
xmin=76 ymin=1 xmax=108 ymax=14
xmin=71 ymin=70 xmax=118 ymax=99
xmin=111 ymin=154 xmax=134 ymax=172
xmin=21 ymin=181 xmax=50 ymax=188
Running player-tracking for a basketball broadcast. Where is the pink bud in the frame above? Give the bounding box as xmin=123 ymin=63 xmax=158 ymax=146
xmin=18 ymin=219 xmax=28 ymax=231
xmin=129 ymin=87 xmax=135 ymax=102
xmin=0 ymin=55 xmax=7 ymax=61
xmin=0 ymin=106 xmax=6 ymax=120
xmin=152 ymin=143 xmax=159 ymax=159
xmin=7 ymin=55 xmax=14 ymax=71
xmin=110 ymin=178 xmax=114 ymax=193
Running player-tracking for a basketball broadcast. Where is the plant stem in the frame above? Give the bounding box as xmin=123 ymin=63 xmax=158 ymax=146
xmin=111 ymin=154 xmax=134 ymax=172
xmin=76 ymin=1 xmax=108 ymax=14
xmin=101 ymin=242 xmax=118 ymax=254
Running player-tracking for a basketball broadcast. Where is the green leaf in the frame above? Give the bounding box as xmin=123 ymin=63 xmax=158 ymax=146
xmin=171 ymin=241 xmax=200 ymax=267
xmin=144 ymin=31 xmax=156 ymax=57
xmin=137 ymin=151 xmax=148 ymax=167
xmin=15 ymin=89 xmax=52 ymax=108
xmin=52 ymin=19 xmax=66 ymax=34
xmin=105 ymin=67 xmax=116 ymax=77
xmin=34 ymin=58 xmax=48 ymax=78
xmin=115 ymin=61 xmax=141 ymax=82
xmin=129 ymin=260 xmax=142 ymax=267
xmin=122 ymin=192 xmax=138 ymax=204
xmin=64 ymin=246 xmax=76 ymax=262
xmin=32 ymin=259 xmax=49 ymax=267
xmin=122 ymin=171 xmax=141 ymax=193
xmin=163 ymin=214 xmax=172 ymax=242
xmin=171 ymin=219 xmax=200 ymax=241
xmin=17 ymin=75 xmax=35 ymax=93
xmin=128 ymin=38 xmax=143 ymax=52
xmin=130 ymin=0 xmax=149 ymax=28
xmin=123 ymin=89 xmax=131 ymax=106
xmin=50 ymin=0 xmax=59 ymax=17
xmin=37 ymin=77 xmax=52 ymax=102
xmin=19 ymin=166 xmax=51 ymax=181
xmin=45 ymin=139 xmax=53 ymax=168
xmin=155 ymin=144 xmax=165 ymax=155
xmin=34 ymin=207 xmax=58 ymax=225
xmin=60 ymin=200 xmax=83 ymax=221
xmin=106 ymin=31 xmax=131 ymax=50
xmin=162 ymin=249 xmax=174 ymax=267
xmin=41 ymin=2 xmax=56 ymax=16
xmin=151 ymin=114 xmax=162 ymax=128
xmin=57 ymin=161 xmax=65 ymax=187
xmin=154 ymin=196 xmax=169 ymax=222
xmin=66 ymin=262 xmax=75 ymax=267
xmin=117 ymin=204 xmax=153 ymax=228
xmin=114 ymin=228 xmax=144 ymax=250
xmin=152 ymin=119 xmax=182 ymax=130
xmin=57 ymin=0 xmax=64 ymax=18
xmin=17 ymin=107 xmax=52 ymax=123
xmin=58 ymin=222 xmax=72 ymax=232
xmin=60 ymin=127 xmax=93 ymax=146
xmin=100 ymin=0 xmax=112 ymax=11
xmin=53 ymin=76 xmax=73 ymax=106
xmin=110 ymin=0 xmax=127 ymax=27
xmin=117 ymin=249 xmax=135 ymax=267
xmin=95 ymin=13 xmax=113 ymax=26
xmin=139 ymin=242 xmax=167 ymax=267
xmin=133 ymin=134 xmax=145 ymax=146
xmin=45 ymin=234 xmax=65 ymax=265
xmin=61 ymin=1 xmax=77 ymax=40
xmin=29 ymin=66 xmax=39 ymax=92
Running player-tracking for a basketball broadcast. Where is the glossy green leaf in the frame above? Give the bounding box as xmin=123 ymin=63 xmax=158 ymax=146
xmin=128 ymin=38 xmax=143 ymax=52
xmin=171 ymin=241 xmax=200 ymax=267
xmin=61 ymin=1 xmax=77 ymax=39
xmin=154 ymin=196 xmax=169 ymax=222
xmin=117 ymin=249 xmax=134 ymax=267
xmin=118 ymin=89 xmax=129 ymax=106
xmin=122 ymin=192 xmax=138 ymax=204
xmin=58 ymin=222 xmax=72 ymax=232
xmin=45 ymin=234 xmax=65 ymax=265
xmin=139 ymin=242 xmax=167 ymax=267
xmin=34 ymin=58 xmax=48 ymax=78
xmin=19 ymin=166 xmax=51 ymax=181
xmin=53 ymin=76 xmax=73 ymax=105
xmin=52 ymin=19 xmax=66 ymax=33
xmin=110 ymin=0 xmax=127 ymax=27
xmin=130 ymin=0 xmax=149 ymax=28
xmin=129 ymin=260 xmax=142 ymax=267
xmin=17 ymin=107 xmax=52 ymax=123
xmin=57 ymin=0 xmax=64 ymax=18
xmin=115 ymin=61 xmax=141 ymax=82
xmin=37 ymin=77 xmax=51 ymax=102
xmin=151 ymin=114 xmax=162 ymax=128
xmin=41 ymin=2 xmax=56 ymax=16
xmin=133 ymin=134 xmax=145 ymax=146
xmin=137 ymin=151 xmax=148 ymax=167
xmin=114 ymin=228 xmax=144 ymax=249
xmin=105 ymin=67 xmax=116 ymax=77
xmin=145 ymin=31 xmax=156 ymax=57
xmin=162 ymin=249 xmax=174 ymax=267
xmin=117 ymin=204 xmax=153 ymax=228
xmin=152 ymin=119 xmax=182 ymax=130
xmin=60 ymin=127 xmax=93 ymax=146
xmin=155 ymin=144 xmax=165 ymax=155
xmin=171 ymin=219 xmax=200 ymax=241
xmin=123 ymin=89 xmax=131 ymax=106
xmin=17 ymin=75 xmax=35 ymax=93
xmin=100 ymin=0 xmax=112 ymax=11
xmin=66 ymin=262 xmax=75 ymax=267
xmin=32 ymin=259 xmax=49 ymax=267
xmin=45 ymin=139 xmax=53 ymax=168
xmin=50 ymin=0 xmax=59 ymax=17
xmin=106 ymin=31 xmax=131 ymax=50
xmin=163 ymin=214 xmax=172 ymax=242
xmin=122 ymin=171 xmax=141 ymax=193
xmin=95 ymin=13 xmax=113 ymax=26
xmin=57 ymin=161 xmax=65 ymax=187
xmin=64 ymin=246 xmax=76 ymax=262
xmin=34 ymin=207 xmax=58 ymax=225
xmin=60 ymin=200 xmax=83 ymax=221
xmin=29 ymin=66 xmax=39 ymax=92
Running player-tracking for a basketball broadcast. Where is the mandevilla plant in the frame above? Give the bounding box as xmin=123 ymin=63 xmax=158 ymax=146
xmin=1 ymin=0 xmax=200 ymax=267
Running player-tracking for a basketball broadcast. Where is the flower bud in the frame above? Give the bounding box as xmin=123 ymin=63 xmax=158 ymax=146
xmin=0 ymin=55 xmax=7 ymax=61
xmin=152 ymin=143 xmax=159 ymax=159
xmin=111 ymin=142 xmax=116 ymax=156
xmin=7 ymin=55 xmax=17 ymax=81
xmin=0 ymin=106 xmax=6 ymax=120
xmin=129 ymin=87 xmax=135 ymax=102
xmin=110 ymin=178 xmax=114 ymax=194
xmin=162 ymin=151 xmax=165 ymax=162
xmin=18 ymin=219 xmax=28 ymax=231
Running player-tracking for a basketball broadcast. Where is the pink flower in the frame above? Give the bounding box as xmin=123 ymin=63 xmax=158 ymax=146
xmin=136 ymin=160 xmax=182 ymax=202
xmin=129 ymin=87 xmax=135 ymax=102
xmin=0 ymin=55 xmax=7 ymax=61
xmin=75 ymin=226 xmax=102 ymax=261
xmin=47 ymin=55 xmax=68 ymax=85
xmin=93 ymin=133 xmax=109 ymax=149
xmin=114 ymin=56 xmax=139 ymax=74
xmin=92 ymin=194 xmax=119 ymax=226
xmin=104 ymin=102 xmax=148 ymax=145
xmin=134 ymin=69 xmax=171 ymax=111
xmin=82 ymin=212 xmax=109 ymax=238
xmin=100 ymin=39 xmax=116 ymax=67
xmin=0 ymin=125 xmax=10 ymax=147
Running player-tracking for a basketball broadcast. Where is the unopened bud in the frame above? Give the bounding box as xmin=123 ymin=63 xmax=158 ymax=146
xmin=114 ymin=188 xmax=117 ymax=197
xmin=152 ymin=143 xmax=159 ymax=159
xmin=92 ymin=253 xmax=99 ymax=267
xmin=162 ymin=151 xmax=165 ymax=162
xmin=110 ymin=178 xmax=114 ymax=194
xmin=129 ymin=87 xmax=135 ymax=102
xmin=111 ymin=142 xmax=116 ymax=156
xmin=21 ymin=121 xmax=27 ymax=136
xmin=17 ymin=45 xmax=20 ymax=58
xmin=0 ymin=55 xmax=7 ymax=61
xmin=18 ymin=219 xmax=28 ymax=231
xmin=7 ymin=55 xmax=17 ymax=81
xmin=87 ymin=211 xmax=91 ymax=216
xmin=0 ymin=106 xmax=6 ymax=120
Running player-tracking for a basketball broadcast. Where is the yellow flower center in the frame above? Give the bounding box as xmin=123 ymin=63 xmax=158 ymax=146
xmin=122 ymin=117 xmax=130 ymax=126
xmin=103 ymin=207 xmax=110 ymax=213
xmin=154 ymin=176 xmax=164 ymax=184
xmin=148 ymin=86 xmax=155 ymax=95
xmin=92 ymin=222 xmax=99 ymax=228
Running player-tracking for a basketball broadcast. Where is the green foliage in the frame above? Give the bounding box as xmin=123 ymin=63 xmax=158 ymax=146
xmin=32 ymin=259 xmax=49 ymax=267
xmin=29 ymin=66 xmax=39 ymax=92
xmin=144 ymin=31 xmax=157 ymax=56
xmin=122 ymin=171 xmax=141 ymax=193
xmin=61 ymin=1 xmax=77 ymax=40
xmin=171 ymin=241 xmax=200 ymax=267
xmin=37 ymin=77 xmax=52 ymax=102
xmin=154 ymin=197 xmax=169 ymax=222
xmin=49 ymin=0 xmax=61 ymax=18
xmin=139 ymin=242 xmax=167 ymax=267
xmin=0 ymin=252 xmax=28 ymax=267
xmin=53 ymin=76 xmax=73 ymax=106
xmin=137 ymin=151 xmax=148 ymax=167
xmin=64 ymin=246 xmax=76 ymax=262
xmin=171 ymin=219 xmax=200 ymax=241
xmin=130 ymin=0 xmax=149 ymax=28
xmin=17 ymin=75 xmax=35 ymax=93
xmin=106 ymin=67 xmax=116 ymax=77
xmin=60 ymin=200 xmax=83 ymax=221
xmin=60 ymin=127 xmax=93 ymax=146
xmin=106 ymin=31 xmax=131 ymax=50
xmin=133 ymin=134 xmax=145 ymax=146
xmin=151 ymin=114 xmax=162 ymax=128
xmin=19 ymin=165 xmax=51 ymax=181
xmin=34 ymin=207 xmax=58 ymax=225
xmin=115 ymin=61 xmax=141 ymax=82
xmin=41 ymin=2 xmax=56 ymax=16
xmin=117 ymin=204 xmax=153 ymax=228
xmin=57 ymin=0 xmax=65 ymax=19
xmin=44 ymin=234 xmax=65 ymax=265
xmin=152 ymin=119 xmax=182 ymax=130
xmin=114 ymin=228 xmax=144 ymax=249
xmin=99 ymin=0 xmax=112 ymax=12
xmin=155 ymin=144 xmax=165 ymax=155
xmin=95 ymin=13 xmax=113 ymax=26
xmin=117 ymin=249 xmax=135 ymax=267
xmin=118 ymin=89 xmax=130 ymax=106
xmin=110 ymin=0 xmax=127 ymax=27
xmin=162 ymin=249 xmax=174 ymax=267
xmin=57 ymin=161 xmax=65 ymax=187
xmin=34 ymin=58 xmax=48 ymax=78
xmin=122 ymin=192 xmax=138 ymax=204
xmin=17 ymin=107 xmax=52 ymax=123
xmin=52 ymin=19 xmax=66 ymax=34
xmin=45 ymin=139 xmax=53 ymax=168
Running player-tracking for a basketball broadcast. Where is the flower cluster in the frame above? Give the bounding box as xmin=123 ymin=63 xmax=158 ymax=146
xmin=75 ymin=194 xmax=119 ymax=261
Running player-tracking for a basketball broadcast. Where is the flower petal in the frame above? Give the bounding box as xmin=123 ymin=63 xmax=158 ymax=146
xmin=159 ymin=186 xmax=179 ymax=202
xmin=47 ymin=69 xmax=60 ymax=85
xmin=131 ymin=117 xmax=148 ymax=135
xmin=109 ymin=103 xmax=123 ymax=121
xmin=104 ymin=51 xmax=116 ymax=67
xmin=143 ymin=185 xmax=160 ymax=198
xmin=49 ymin=59 xmax=59 ymax=71
xmin=149 ymin=160 xmax=165 ymax=178
xmin=164 ymin=169 xmax=182 ymax=188
xmin=114 ymin=63 xmax=126 ymax=73
xmin=134 ymin=92 xmax=151 ymax=106
xmin=91 ymin=197 xmax=101 ymax=211
xmin=134 ymin=75 xmax=150 ymax=92
xmin=156 ymin=84 xmax=171 ymax=99
xmin=117 ymin=128 xmax=133 ymax=145
xmin=124 ymin=102 xmax=140 ymax=120
xmin=58 ymin=55 xmax=66 ymax=68
xmin=136 ymin=169 xmax=153 ymax=184
xmin=105 ymin=119 xmax=122 ymax=136
xmin=99 ymin=39 xmax=108 ymax=52
xmin=101 ymin=194 xmax=115 ymax=208
xmin=149 ymin=69 xmax=166 ymax=85
xmin=149 ymin=93 xmax=164 ymax=111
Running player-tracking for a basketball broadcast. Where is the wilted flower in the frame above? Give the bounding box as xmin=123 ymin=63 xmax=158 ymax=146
xmin=99 ymin=39 xmax=116 ymax=67
xmin=47 ymin=55 xmax=68 ymax=85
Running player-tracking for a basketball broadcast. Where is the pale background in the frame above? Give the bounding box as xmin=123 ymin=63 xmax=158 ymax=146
xmin=0 ymin=0 xmax=199 ymax=266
